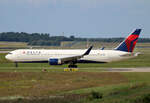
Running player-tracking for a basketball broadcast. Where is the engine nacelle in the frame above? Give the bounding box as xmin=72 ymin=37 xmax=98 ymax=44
xmin=49 ymin=58 xmax=62 ymax=65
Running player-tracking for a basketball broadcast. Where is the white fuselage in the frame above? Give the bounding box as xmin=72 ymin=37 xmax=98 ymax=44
xmin=5 ymin=49 xmax=134 ymax=63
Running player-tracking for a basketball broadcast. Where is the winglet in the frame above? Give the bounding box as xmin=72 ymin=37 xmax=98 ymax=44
xmin=100 ymin=46 xmax=105 ymax=50
xmin=83 ymin=46 xmax=93 ymax=56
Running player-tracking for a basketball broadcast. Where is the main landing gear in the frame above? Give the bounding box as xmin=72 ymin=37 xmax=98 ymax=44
xmin=68 ymin=64 xmax=78 ymax=68
xmin=68 ymin=62 xmax=78 ymax=68
xmin=64 ymin=62 xmax=78 ymax=72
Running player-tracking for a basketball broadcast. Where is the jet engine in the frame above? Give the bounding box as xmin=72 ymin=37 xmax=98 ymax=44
xmin=49 ymin=58 xmax=62 ymax=65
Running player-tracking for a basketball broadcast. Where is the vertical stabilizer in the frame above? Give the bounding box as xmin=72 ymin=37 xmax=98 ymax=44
xmin=115 ymin=29 xmax=142 ymax=52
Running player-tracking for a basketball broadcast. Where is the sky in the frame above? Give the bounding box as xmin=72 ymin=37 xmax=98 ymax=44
xmin=0 ymin=0 xmax=149 ymax=38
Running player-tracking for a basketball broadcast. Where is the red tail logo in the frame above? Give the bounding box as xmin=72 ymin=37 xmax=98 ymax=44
xmin=115 ymin=29 xmax=142 ymax=52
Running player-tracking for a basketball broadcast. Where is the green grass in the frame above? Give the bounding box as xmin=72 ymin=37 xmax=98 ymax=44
xmin=66 ymin=72 xmax=150 ymax=103
xmin=0 ymin=70 xmax=150 ymax=103
xmin=0 ymin=72 xmax=127 ymax=96
xmin=69 ymin=72 xmax=150 ymax=94
xmin=0 ymin=72 xmax=150 ymax=103
xmin=0 ymin=42 xmax=27 ymax=48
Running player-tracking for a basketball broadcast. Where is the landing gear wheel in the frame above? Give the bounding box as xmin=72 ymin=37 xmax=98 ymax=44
xmin=68 ymin=65 xmax=78 ymax=68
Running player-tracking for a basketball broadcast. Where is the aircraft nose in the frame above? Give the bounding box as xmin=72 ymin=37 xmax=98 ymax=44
xmin=5 ymin=54 xmax=12 ymax=61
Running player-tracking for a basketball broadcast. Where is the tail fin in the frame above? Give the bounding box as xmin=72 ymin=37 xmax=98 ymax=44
xmin=115 ymin=29 xmax=142 ymax=52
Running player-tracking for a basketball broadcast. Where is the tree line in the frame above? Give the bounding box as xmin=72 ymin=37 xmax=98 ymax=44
xmin=0 ymin=32 xmax=150 ymax=46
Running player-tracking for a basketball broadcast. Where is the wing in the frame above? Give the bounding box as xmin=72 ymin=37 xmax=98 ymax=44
xmin=59 ymin=46 xmax=93 ymax=63
xmin=49 ymin=46 xmax=93 ymax=65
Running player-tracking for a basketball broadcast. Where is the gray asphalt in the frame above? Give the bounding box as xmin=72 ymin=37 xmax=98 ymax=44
xmin=105 ymin=68 xmax=150 ymax=72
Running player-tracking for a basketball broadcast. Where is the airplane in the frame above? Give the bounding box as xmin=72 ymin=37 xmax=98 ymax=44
xmin=5 ymin=29 xmax=142 ymax=68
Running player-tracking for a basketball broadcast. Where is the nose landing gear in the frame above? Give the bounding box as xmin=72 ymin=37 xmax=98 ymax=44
xmin=15 ymin=62 xmax=18 ymax=67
